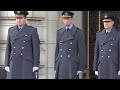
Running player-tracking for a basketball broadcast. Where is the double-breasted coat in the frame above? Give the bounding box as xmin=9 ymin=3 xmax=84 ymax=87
xmin=5 ymin=24 xmax=40 ymax=79
xmin=93 ymin=27 xmax=120 ymax=79
xmin=54 ymin=25 xmax=86 ymax=79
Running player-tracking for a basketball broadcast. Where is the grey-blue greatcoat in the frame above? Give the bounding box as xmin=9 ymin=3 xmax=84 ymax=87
xmin=93 ymin=28 xmax=120 ymax=79
xmin=5 ymin=24 xmax=40 ymax=79
xmin=54 ymin=25 xmax=86 ymax=79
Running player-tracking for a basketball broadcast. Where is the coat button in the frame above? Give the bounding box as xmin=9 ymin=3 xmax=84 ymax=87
xmin=109 ymin=49 xmax=111 ymax=51
xmin=69 ymin=49 xmax=71 ymax=50
xmin=68 ymin=55 xmax=70 ymax=57
xmin=111 ymin=43 xmax=113 ymax=45
xmin=108 ymin=56 xmax=110 ymax=58
xmin=113 ymin=39 xmax=115 ymax=40
xmin=21 ymin=53 xmax=23 ymax=56
xmin=14 ymin=53 xmax=16 ymax=55
xmin=60 ymin=49 xmax=62 ymax=51
xmin=25 ymin=35 xmax=27 ymax=36
xmin=101 ymin=50 xmax=103 ymax=51
xmin=13 ymin=47 xmax=16 ymax=48
xmin=60 ymin=55 xmax=62 ymax=57
xmin=101 ymin=44 xmax=103 ymax=46
xmin=70 ymin=42 xmax=72 ymax=44
xmin=101 ymin=56 xmax=103 ymax=58
xmin=23 ymin=41 xmax=26 ymax=43
xmin=22 ymin=47 xmax=24 ymax=49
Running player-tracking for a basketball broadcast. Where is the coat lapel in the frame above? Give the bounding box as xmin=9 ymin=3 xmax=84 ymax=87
xmin=15 ymin=24 xmax=29 ymax=40
xmin=58 ymin=27 xmax=65 ymax=40
xmin=59 ymin=25 xmax=77 ymax=43
xmin=101 ymin=28 xmax=118 ymax=45
xmin=10 ymin=25 xmax=18 ymax=42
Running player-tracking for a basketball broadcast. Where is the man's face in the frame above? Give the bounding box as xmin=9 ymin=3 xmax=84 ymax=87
xmin=62 ymin=17 xmax=73 ymax=26
xmin=16 ymin=16 xmax=26 ymax=26
xmin=103 ymin=21 xmax=114 ymax=30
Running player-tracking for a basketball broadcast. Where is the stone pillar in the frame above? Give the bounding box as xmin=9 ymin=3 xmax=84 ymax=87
xmin=45 ymin=11 xmax=59 ymax=79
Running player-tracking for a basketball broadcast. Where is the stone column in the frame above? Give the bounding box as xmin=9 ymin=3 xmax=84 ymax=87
xmin=45 ymin=11 xmax=59 ymax=79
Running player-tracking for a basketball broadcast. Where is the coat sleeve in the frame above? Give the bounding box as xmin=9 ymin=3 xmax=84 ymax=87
xmin=93 ymin=33 xmax=99 ymax=71
xmin=5 ymin=29 xmax=11 ymax=66
xmin=31 ymin=28 xmax=40 ymax=67
xmin=78 ymin=30 xmax=86 ymax=71
xmin=54 ymin=30 xmax=59 ymax=70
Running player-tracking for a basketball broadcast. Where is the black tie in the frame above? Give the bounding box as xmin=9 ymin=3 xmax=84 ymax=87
xmin=18 ymin=28 xmax=21 ymax=31
xmin=66 ymin=28 xmax=70 ymax=32
xmin=106 ymin=32 xmax=108 ymax=35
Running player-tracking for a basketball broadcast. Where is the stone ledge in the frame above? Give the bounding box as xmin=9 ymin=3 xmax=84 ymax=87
xmin=0 ymin=17 xmax=44 ymax=21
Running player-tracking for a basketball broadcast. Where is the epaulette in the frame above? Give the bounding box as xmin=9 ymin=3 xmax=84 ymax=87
xmin=29 ymin=25 xmax=35 ymax=29
xmin=77 ymin=27 xmax=84 ymax=31
xmin=97 ymin=30 xmax=102 ymax=32
xmin=9 ymin=26 xmax=16 ymax=30
xmin=96 ymin=30 xmax=102 ymax=34
xmin=29 ymin=26 xmax=38 ymax=31
xmin=57 ymin=28 xmax=62 ymax=31
xmin=8 ymin=26 xmax=16 ymax=33
xmin=9 ymin=26 xmax=15 ymax=29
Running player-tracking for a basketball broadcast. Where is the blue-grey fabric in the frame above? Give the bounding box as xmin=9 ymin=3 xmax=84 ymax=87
xmin=93 ymin=27 xmax=120 ymax=79
xmin=5 ymin=24 xmax=40 ymax=79
xmin=54 ymin=25 xmax=86 ymax=79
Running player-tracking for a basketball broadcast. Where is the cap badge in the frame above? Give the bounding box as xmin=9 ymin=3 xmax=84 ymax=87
xmin=65 ymin=12 xmax=68 ymax=16
xmin=104 ymin=14 xmax=108 ymax=18
xmin=16 ymin=11 xmax=20 ymax=14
